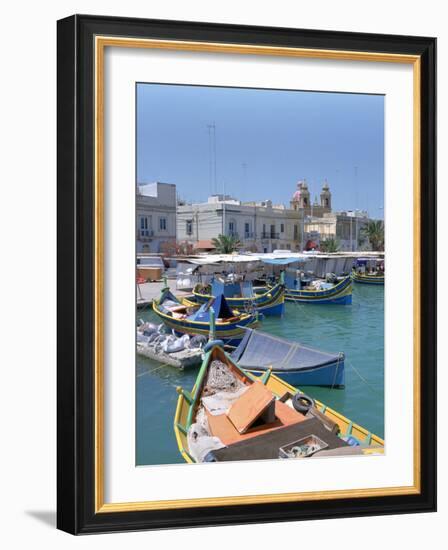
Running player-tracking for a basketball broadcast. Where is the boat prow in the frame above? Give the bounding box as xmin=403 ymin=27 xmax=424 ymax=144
xmin=174 ymin=345 xmax=383 ymax=464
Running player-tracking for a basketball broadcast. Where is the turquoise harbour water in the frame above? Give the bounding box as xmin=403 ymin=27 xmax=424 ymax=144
xmin=136 ymin=284 xmax=384 ymax=466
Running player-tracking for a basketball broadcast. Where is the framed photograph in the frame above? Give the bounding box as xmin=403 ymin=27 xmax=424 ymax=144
xmin=57 ymin=14 xmax=436 ymax=534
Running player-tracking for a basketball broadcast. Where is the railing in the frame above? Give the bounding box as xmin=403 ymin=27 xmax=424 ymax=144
xmin=261 ymin=232 xmax=279 ymax=239
xmin=138 ymin=229 xmax=154 ymax=239
xmin=228 ymin=231 xmax=239 ymax=238
xmin=243 ymin=231 xmax=255 ymax=239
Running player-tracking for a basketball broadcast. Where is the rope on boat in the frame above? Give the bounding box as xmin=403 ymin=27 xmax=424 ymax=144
xmin=330 ymin=353 xmax=344 ymax=390
xmin=137 ymin=364 xmax=171 ymax=377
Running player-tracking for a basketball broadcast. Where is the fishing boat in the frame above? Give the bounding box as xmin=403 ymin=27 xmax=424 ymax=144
xmin=174 ymin=344 xmax=384 ymax=463
xmin=192 ymin=278 xmax=285 ymax=316
xmin=260 ymin=257 xmax=352 ymax=304
xmin=231 ymin=328 xmax=345 ymax=388
xmin=352 ymin=271 xmax=384 ymax=285
xmin=152 ymin=287 xmax=259 ymax=346
xmin=352 ymin=257 xmax=385 ymax=285
xmin=284 ymin=274 xmax=353 ymax=305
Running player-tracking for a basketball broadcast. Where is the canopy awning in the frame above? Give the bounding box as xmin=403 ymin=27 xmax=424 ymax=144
xmin=261 ymin=257 xmax=305 ymax=266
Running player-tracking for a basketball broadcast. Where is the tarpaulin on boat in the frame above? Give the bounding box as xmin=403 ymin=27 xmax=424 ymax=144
xmin=189 ymin=294 xmax=234 ymax=322
xmin=231 ymin=328 xmax=343 ymax=372
xmin=211 ymin=280 xmax=242 ymax=298
xmin=159 ymin=288 xmax=180 ymax=305
xmin=211 ymin=279 xmax=254 ymax=298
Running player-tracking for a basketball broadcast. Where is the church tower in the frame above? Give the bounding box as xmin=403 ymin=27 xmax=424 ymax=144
xmin=290 ymin=180 xmax=311 ymax=211
xmin=320 ymin=180 xmax=332 ymax=212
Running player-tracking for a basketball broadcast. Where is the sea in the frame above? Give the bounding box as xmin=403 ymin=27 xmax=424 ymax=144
xmin=136 ymin=283 xmax=384 ymax=466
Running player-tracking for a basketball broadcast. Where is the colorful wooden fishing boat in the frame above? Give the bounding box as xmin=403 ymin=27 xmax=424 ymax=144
xmin=352 ymin=271 xmax=385 ymax=285
xmin=284 ymin=274 xmax=353 ymax=304
xmin=152 ymin=287 xmax=259 ymax=346
xmin=174 ymin=344 xmax=384 ymax=463
xmin=231 ymin=328 xmax=345 ymax=388
xmin=192 ymin=279 xmax=285 ymax=316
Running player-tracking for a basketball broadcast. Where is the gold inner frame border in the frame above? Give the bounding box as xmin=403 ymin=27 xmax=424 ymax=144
xmin=94 ymin=36 xmax=421 ymax=513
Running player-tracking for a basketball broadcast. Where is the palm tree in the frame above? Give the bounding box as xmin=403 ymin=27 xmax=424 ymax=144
xmin=362 ymin=221 xmax=384 ymax=251
xmin=320 ymin=237 xmax=340 ymax=253
xmin=211 ymin=234 xmax=241 ymax=254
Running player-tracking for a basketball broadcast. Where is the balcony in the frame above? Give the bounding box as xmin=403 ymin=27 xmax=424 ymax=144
xmin=227 ymin=231 xmax=239 ymax=239
xmin=243 ymin=231 xmax=255 ymax=239
xmin=138 ymin=229 xmax=154 ymax=241
xmin=261 ymin=232 xmax=279 ymax=239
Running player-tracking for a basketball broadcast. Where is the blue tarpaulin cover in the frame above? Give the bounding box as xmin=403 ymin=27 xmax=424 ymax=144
xmin=189 ymin=294 xmax=234 ymax=321
xmin=211 ymin=279 xmax=254 ymax=298
xmin=231 ymin=328 xmax=343 ymax=372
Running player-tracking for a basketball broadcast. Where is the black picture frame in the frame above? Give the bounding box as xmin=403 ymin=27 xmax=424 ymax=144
xmin=57 ymin=14 xmax=436 ymax=534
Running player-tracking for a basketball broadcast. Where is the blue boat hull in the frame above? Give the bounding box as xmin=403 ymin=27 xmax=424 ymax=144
xmin=246 ymin=359 xmax=345 ymax=388
xmin=261 ymin=301 xmax=285 ymax=316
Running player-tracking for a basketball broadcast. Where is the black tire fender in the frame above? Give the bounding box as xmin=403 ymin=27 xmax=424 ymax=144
xmin=292 ymin=392 xmax=315 ymax=414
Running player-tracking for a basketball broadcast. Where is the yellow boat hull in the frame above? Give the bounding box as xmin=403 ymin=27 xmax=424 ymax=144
xmin=174 ymin=347 xmax=384 ymax=463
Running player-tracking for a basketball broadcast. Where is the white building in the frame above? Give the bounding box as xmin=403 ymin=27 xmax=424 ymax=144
xmin=304 ymin=210 xmax=372 ymax=251
xmin=176 ymin=194 xmax=305 ymax=253
xmin=136 ymin=182 xmax=176 ymax=253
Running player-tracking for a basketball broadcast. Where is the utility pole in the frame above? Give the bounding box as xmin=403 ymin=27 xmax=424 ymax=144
xmin=242 ymin=162 xmax=247 ymax=199
xmin=222 ymin=179 xmax=226 ymax=236
xmin=207 ymin=123 xmax=217 ymax=195
xmin=353 ymin=165 xmax=358 ymax=251
xmin=349 ymin=215 xmax=353 ymax=252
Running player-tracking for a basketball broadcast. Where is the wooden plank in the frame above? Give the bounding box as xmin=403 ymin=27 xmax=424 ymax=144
xmin=206 ymin=401 xmax=306 ymax=446
xmin=227 ymin=381 xmax=275 ymax=434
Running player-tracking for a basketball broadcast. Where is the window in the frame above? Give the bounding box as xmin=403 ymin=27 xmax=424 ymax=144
xmin=244 ymin=222 xmax=252 ymax=238
xmin=186 ymin=219 xmax=193 ymax=235
xmin=159 ymin=217 xmax=167 ymax=231
xmin=139 ymin=216 xmax=150 ymax=237
xmin=280 ymin=223 xmax=285 ymax=233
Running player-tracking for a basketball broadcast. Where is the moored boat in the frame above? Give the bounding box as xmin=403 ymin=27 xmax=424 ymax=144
xmin=174 ymin=345 xmax=383 ymax=463
xmin=152 ymin=287 xmax=259 ymax=346
xmin=231 ymin=328 xmax=345 ymax=388
xmin=352 ymin=271 xmax=385 ymax=285
xmin=284 ymin=274 xmax=353 ymax=304
xmin=352 ymin=257 xmax=384 ymax=285
xmin=193 ymin=279 xmax=285 ymax=316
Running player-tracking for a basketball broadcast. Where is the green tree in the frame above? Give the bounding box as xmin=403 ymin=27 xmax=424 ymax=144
xmin=362 ymin=220 xmax=384 ymax=251
xmin=319 ymin=237 xmax=340 ymax=253
xmin=211 ymin=234 xmax=241 ymax=254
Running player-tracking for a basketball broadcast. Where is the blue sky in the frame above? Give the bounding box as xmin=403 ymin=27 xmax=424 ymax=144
xmin=137 ymin=84 xmax=384 ymax=219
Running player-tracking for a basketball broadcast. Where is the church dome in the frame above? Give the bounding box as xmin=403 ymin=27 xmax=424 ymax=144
xmin=292 ymin=180 xmax=307 ymax=200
